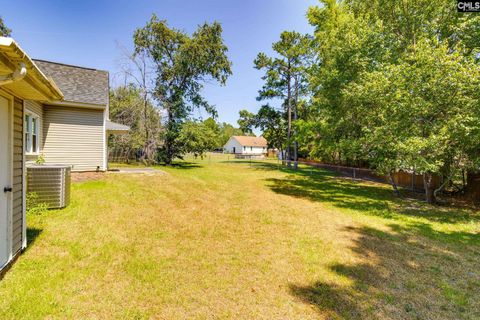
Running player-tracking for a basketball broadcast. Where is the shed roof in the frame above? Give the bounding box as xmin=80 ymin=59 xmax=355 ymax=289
xmin=231 ymin=136 xmax=268 ymax=147
xmin=33 ymin=59 xmax=109 ymax=106
xmin=106 ymin=120 xmax=130 ymax=134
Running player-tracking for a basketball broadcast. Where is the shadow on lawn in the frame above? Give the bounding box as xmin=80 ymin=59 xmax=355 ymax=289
xmin=26 ymin=227 xmax=42 ymax=249
xmin=254 ymin=162 xmax=480 ymax=228
xmin=290 ymin=224 xmax=480 ymax=319
xmin=170 ymin=161 xmax=203 ymax=169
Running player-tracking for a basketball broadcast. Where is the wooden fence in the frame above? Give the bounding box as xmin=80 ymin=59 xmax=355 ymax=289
xmin=298 ymin=158 xmax=441 ymax=192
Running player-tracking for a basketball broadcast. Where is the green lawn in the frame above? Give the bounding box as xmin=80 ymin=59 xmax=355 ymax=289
xmin=0 ymin=154 xmax=479 ymax=319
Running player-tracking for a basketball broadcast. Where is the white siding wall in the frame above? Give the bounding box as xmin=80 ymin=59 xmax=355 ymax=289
xmin=42 ymin=106 xmax=105 ymax=171
xmin=24 ymin=100 xmax=43 ymax=163
xmin=241 ymin=146 xmax=266 ymax=155
xmin=224 ymin=138 xmax=243 ymax=154
xmin=223 ymin=138 xmax=266 ymax=154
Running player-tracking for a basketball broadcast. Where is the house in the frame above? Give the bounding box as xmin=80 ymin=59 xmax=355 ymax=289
xmin=224 ymin=136 xmax=268 ymax=155
xmin=26 ymin=59 xmax=129 ymax=171
xmin=0 ymin=37 xmax=128 ymax=271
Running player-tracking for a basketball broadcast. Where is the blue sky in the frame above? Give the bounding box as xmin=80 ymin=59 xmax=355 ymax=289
xmin=1 ymin=0 xmax=318 ymax=126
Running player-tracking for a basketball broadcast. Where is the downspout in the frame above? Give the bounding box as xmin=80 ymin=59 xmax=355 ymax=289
xmin=0 ymin=62 xmax=27 ymax=86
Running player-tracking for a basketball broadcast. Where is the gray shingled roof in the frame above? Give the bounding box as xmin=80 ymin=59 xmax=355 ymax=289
xmin=33 ymin=59 xmax=109 ymax=106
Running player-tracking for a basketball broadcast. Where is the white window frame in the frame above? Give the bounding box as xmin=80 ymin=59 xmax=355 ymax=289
xmin=24 ymin=111 xmax=40 ymax=155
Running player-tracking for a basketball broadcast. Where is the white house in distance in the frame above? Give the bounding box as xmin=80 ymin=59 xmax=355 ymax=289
xmin=224 ymin=136 xmax=268 ymax=155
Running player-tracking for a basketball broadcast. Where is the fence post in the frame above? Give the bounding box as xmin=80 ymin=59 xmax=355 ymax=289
xmin=411 ymin=170 xmax=415 ymax=191
xmin=353 ymin=168 xmax=356 ymax=179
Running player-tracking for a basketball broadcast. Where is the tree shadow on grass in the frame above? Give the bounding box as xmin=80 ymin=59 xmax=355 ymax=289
xmin=26 ymin=227 xmax=42 ymax=249
xmin=169 ymin=161 xmax=203 ymax=169
xmin=289 ymin=224 xmax=480 ymax=319
xmin=257 ymin=162 xmax=480 ymax=226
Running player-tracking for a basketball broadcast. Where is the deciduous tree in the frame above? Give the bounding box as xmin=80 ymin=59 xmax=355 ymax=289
xmin=134 ymin=15 xmax=232 ymax=164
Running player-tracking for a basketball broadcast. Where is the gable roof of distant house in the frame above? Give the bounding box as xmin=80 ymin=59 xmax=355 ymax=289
xmin=231 ymin=136 xmax=268 ymax=147
xmin=33 ymin=59 xmax=109 ymax=106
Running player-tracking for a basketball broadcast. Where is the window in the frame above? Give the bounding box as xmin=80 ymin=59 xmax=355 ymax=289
xmin=25 ymin=113 xmax=39 ymax=154
xmin=250 ymin=146 xmax=253 ymax=151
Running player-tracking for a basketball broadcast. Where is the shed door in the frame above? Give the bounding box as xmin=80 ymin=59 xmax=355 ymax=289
xmin=0 ymin=95 xmax=11 ymax=267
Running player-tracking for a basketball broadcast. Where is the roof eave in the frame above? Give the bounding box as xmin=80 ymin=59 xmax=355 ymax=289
xmin=0 ymin=37 xmax=64 ymax=101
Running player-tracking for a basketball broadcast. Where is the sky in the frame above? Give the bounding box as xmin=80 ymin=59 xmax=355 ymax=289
xmin=1 ymin=0 xmax=318 ymax=127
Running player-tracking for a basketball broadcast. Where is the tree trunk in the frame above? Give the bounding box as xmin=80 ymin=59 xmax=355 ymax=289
xmin=293 ymin=75 xmax=299 ymax=170
xmin=286 ymin=61 xmax=292 ymax=168
xmin=388 ymin=171 xmax=400 ymax=197
xmin=143 ymin=90 xmax=150 ymax=164
xmin=164 ymin=108 xmax=174 ymax=165
xmin=423 ymin=173 xmax=436 ymax=204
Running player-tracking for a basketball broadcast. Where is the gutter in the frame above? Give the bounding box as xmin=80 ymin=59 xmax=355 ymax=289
xmin=0 ymin=37 xmax=63 ymax=101
xmin=0 ymin=62 xmax=26 ymax=86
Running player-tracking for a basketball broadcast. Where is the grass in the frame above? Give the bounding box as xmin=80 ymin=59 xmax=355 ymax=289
xmin=0 ymin=153 xmax=479 ymax=319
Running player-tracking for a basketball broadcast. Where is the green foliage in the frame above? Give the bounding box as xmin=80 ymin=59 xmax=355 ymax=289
xmin=134 ymin=15 xmax=232 ymax=164
xmin=254 ymin=31 xmax=313 ymax=161
xmin=216 ymin=121 xmax=244 ymax=147
xmin=35 ymin=154 xmax=46 ymax=165
xmin=176 ymin=121 xmax=218 ymax=158
xmin=237 ymin=110 xmax=255 ymax=135
xmin=26 ymin=193 xmax=48 ymax=215
xmin=201 ymin=117 xmax=246 ymax=149
xmin=109 ymin=85 xmax=162 ymax=162
xmin=254 ymin=31 xmax=313 ymax=102
xmin=304 ymin=0 xmax=480 ymax=202
xmin=0 ymin=16 xmax=11 ymax=37
xmin=253 ymin=105 xmax=286 ymax=152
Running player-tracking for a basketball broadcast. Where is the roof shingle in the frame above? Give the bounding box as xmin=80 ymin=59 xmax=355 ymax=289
xmin=33 ymin=59 xmax=109 ymax=106
xmin=232 ymin=136 xmax=268 ymax=147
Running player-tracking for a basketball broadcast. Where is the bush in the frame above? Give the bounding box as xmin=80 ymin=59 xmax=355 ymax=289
xmin=26 ymin=192 xmax=49 ymax=215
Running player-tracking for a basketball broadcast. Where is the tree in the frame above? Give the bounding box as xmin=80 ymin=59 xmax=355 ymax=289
xmin=237 ymin=110 xmax=255 ymax=135
xmin=305 ymin=0 xmax=480 ymax=203
xmin=117 ymin=43 xmax=158 ymax=163
xmin=254 ymin=31 xmax=313 ymax=168
xmin=345 ymin=42 xmax=480 ymax=203
xmin=177 ymin=121 xmax=218 ymax=158
xmin=0 ymin=17 xmax=11 ymax=37
xmin=217 ymin=122 xmax=244 ymax=147
xmin=134 ymin=15 xmax=232 ymax=164
xmin=253 ymin=105 xmax=286 ymax=155
xmin=109 ymin=85 xmax=163 ymax=163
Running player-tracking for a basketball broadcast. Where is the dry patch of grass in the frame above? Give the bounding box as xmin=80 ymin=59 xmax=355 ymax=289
xmin=0 ymin=155 xmax=478 ymax=319
xmin=70 ymin=172 xmax=105 ymax=183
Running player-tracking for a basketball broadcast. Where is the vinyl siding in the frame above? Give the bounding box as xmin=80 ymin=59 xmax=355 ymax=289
xmin=224 ymin=138 xmax=243 ymax=154
xmin=42 ymin=106 xmax=104 ymax=171
xmin=224 ymin=137 xmax=267 ymax=155
xmin=12 ymin=97 xmax=24 ymax=254
xmin=24 ymin=100 xmax=43 ymax=163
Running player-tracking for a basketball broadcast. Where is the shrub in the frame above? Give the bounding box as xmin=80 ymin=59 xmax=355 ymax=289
xmin=26 ymin=192 xmax=49 ymax=215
